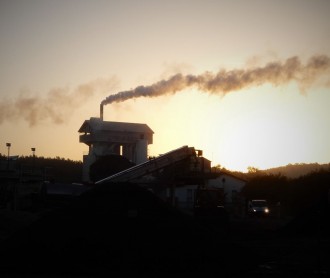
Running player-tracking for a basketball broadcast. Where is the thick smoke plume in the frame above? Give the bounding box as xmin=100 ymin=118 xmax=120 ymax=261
xmin=102 ymin=55 xmax=330 ymax=105
xmin=0 ymin=77 xmax=117 ymax=126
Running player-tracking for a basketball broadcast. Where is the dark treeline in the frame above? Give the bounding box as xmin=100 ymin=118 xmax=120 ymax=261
xmin=2 ymin=153 xmax=329 ymax=216
xmin=261 ymin=162 xmax=330 ymax=178
xmin=212 ymin=163 xmax=330 ymax=216
xmin=0 ymin=154 xmax=83 ymax=183
xmin=213 ymin=162 xmax=330 ymax=180
xmin=241 ymin=169 xmax=330 ymax=216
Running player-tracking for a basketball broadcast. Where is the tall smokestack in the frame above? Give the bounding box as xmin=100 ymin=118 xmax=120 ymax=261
xmin=100 ymin=103 xmax=104 ymax=120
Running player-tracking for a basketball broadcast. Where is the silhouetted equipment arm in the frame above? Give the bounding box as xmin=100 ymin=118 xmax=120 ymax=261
xmin=95 ymin=145 xmax=196 ymax=184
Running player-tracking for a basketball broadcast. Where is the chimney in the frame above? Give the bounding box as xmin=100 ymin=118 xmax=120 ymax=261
xmin=100 ymin=103 xmax=104 ymax=121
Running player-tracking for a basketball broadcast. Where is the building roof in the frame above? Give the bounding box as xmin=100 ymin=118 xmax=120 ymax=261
xmin=214 ymin=172 xmax=248 ymax=183
xmin=78 ymin=117 xmax=154 ymax=134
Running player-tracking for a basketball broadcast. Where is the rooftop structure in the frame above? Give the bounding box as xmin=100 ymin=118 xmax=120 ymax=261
xmin=79 ymin=117 xmax=154 ymax=182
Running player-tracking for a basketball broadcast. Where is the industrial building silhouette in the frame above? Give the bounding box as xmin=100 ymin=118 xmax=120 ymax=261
xmin=79 ymin=117 xmax=154 ymax=182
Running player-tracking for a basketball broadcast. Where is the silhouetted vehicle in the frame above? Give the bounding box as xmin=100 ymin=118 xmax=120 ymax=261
xmin=248 ymin=199 xmax=270 ymax=216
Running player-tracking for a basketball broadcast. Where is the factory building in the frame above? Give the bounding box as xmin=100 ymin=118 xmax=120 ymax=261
xmin=79 ymin=117 xmax=154 ymax=182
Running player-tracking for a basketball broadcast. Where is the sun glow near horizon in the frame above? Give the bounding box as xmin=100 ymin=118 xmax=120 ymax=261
xmin=204 ymin=85 xmax=330 ymax=172
xmin=1 ymin=76 xmax=329 ymax=173
xmin=133 ymin=83 xmax=330 ymax=172
xmin=2 ymin=67 xmax=329 ymax=173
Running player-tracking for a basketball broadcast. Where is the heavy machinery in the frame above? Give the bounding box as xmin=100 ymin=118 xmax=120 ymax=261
xmin=95 ymin=145 xmax=229 ymax=229
xmin=95 ymin=145 xmax=201 ymax=184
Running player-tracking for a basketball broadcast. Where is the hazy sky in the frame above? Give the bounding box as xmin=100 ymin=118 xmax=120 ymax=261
xmin=1 ymin=0 xmax=330 ymax=171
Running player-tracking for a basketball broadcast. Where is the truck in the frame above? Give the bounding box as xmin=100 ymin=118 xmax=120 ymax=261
xmin=247 ymin=199 xmax=270 ymax=216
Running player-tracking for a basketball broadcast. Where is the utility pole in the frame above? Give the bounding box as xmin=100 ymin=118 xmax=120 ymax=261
xmin=31 ymin=147 xmax=36 ymax=173
xmin=6 ymin=143 xmax=11 ymax=170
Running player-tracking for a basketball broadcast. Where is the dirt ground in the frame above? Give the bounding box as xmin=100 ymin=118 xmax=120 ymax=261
xmin=228 ymin=216 xmax=330 ymax=277
xmin=0 ymin=184 xmax=329 ymax=277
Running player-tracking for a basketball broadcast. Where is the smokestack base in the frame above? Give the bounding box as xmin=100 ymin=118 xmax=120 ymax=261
xmin=100 ymin=103 xmax=104 ymax=121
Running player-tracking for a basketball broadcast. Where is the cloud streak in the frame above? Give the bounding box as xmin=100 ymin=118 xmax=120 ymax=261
xmin=0 ymin=77 xmax=118 ymax=126
xmin=101 ymin=55 xmax=330 ymax=106
xmin=1 ymin=55 xmax=329 ymax=126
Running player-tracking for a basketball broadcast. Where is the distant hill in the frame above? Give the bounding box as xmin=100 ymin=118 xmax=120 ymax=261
xmin=262 ymin=163 xmax=330 ymax=178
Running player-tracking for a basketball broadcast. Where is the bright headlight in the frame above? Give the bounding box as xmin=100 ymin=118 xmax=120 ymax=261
xmin=264 ymin=208 xmax=269 ymax=213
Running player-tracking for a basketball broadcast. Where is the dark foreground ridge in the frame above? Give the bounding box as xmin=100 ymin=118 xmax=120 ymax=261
xmin=0 ymin=182 xmax=257 ymax=277
xmin=1 ymin=182 xmax=330 ymax=277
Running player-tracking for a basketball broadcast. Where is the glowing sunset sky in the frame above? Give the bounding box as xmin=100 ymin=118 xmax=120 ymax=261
xmin=1 ymin=0 xmax=330 ymax=171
